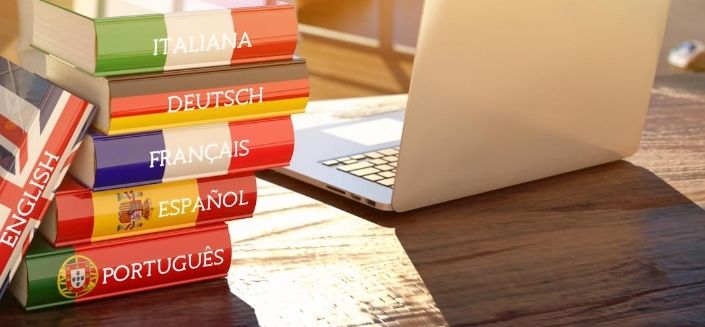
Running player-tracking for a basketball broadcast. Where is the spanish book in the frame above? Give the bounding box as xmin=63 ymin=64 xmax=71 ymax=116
xmin=0 ymin=57 xmax=95 ymax=298
xmin=40 ymin=174 xmax=255 ymax=247
xmin=33 ymin=0 xmax=298 ymax=76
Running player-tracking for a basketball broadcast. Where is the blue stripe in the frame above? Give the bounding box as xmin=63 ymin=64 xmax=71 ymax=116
xmin=0 ymin=275 xmax=8 ymax=300
xmin=92 ymin=130 xmax=166 ymax=191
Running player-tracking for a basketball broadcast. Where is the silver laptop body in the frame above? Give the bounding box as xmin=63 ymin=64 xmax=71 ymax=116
xmin=279 ymin=0 xmax=671 ymax=212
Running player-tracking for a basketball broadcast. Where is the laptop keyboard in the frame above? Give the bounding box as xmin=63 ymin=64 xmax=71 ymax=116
xmin=321 ymin=147 xmax=399 ymax=188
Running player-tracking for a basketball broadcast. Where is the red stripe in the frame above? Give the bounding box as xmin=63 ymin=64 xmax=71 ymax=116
xmin=0 ymin=114 xmax=27 ymax=148
xmin=0 ymin=95 xmax=89 ymax=269
xmin=74 ymin=224 xmax=231 ymax=303
xmin=53 ymin=177 xmax=95 ymax=247
xmin=227 ymin=116 xmax=294 ymax=173
xmin=18 ymin=139 xmax=28 ymax=172
xmin=195 ymin=174 xmax=257 ymax=224
xmin=110 ymin=79 xmax=309 ymax=118
xmin=230 ymin=6 xmax=298 ymax=63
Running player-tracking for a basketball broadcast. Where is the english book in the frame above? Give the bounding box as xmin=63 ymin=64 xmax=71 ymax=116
xmin=0 ymin=57 xmax=95 ymax=298
xmin=46 ymin=55 xmax=309 ymax=136
xmin=70 ymin=117 xmax=294 ymax=191
xmin=10 ymin=223 xmax=231 ymax=310
xmin=33 ymin=0 xmax=298 ymax=76
xmin=40 ymin=174 xmax=256 ymax=247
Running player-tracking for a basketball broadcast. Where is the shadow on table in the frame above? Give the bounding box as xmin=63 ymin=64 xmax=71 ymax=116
xmin=262 ymin=161 xmax=705 ymax=326
xmin=0 ymin=279 xmax=258 ymax=327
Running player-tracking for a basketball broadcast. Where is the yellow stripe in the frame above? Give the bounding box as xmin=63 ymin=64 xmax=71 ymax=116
xmin=90 ymin=179 xmax=200 ymax=242
xmin=105 ymin=97 xmax=308 ymax=136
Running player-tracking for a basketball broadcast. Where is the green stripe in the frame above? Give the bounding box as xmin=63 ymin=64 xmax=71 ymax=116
xmin=95 ymin=16 xmax=168 ymax=76
xmin=25 ymin=238 xmax=76 ymax=310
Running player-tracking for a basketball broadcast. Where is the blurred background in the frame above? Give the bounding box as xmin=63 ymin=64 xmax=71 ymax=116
xmin=1 ymin=0 xmax=703 ymax=100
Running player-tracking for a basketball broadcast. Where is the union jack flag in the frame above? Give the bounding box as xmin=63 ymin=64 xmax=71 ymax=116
xmin=0 ymin=57 xmax=95 ymax=298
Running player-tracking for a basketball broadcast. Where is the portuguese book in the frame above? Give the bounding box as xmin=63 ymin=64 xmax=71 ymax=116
xmin=10 ymin=223 xmax=231 ymax=310
xmin=33 ymin=0 xmax=298 ymax=77
xmin=40 ymin=174 xmax=255 ymax=247
xmin=46 ymin=55 xmax=309 ymax=136
xmin=0 ymin=57 xmax=95 ymax=298
xmin=70 ymin=116 xmax=294 ymax=191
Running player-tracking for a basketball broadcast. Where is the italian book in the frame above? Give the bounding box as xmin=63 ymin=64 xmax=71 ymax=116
xmin=33 ymin=0 xmax=298 ymax=77
xmin=0 ymin=57 xmax=95 ymax=298
xmin=46 ymin=54 xmax=308 ymax=135
xmin=40 ymin=174 xmax=256 ymax=247
xmin=70 ymin=116 xmax=294 ymax=191
xmin=10 ymin=223 xmax=231 ymax=310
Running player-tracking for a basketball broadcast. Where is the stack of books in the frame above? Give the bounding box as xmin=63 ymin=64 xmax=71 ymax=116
xmin=9 ymin=0 xmax=308 ymax=310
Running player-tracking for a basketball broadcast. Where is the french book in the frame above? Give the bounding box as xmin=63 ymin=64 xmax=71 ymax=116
xmin=46 ymin=55 xmax=309 ymax=136
xmin=70 ymin=117 xmax=294 ymax=191
xmin=10 ymin=224 xmax=231 ymax=310
xmin=33 ymin=0 xmax=298 ymax=77
xmin=0 ymin=57 xmax=95 ymax=298
xmin=40 ymin=174 xmax=256 ymax=247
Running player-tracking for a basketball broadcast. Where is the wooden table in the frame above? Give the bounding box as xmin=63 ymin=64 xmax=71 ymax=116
xmin=1 ymin=74 xmax=705 ymax=326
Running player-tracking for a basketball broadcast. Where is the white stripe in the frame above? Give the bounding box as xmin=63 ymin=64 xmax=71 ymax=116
xmin=163 ymin=10 xmax=234 ymax=71
xmin=162 ymin=123 xmax=232 ymax=182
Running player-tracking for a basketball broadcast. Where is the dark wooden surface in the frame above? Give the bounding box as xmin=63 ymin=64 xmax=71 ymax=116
xmin=2 ymin=74 xmax=705 ymax=326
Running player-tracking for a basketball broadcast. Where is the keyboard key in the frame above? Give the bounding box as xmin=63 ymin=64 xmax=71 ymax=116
xmin=365 ymin=152 xmax=384 ymax=159
xmin=376 ymin=164 xmax=394 ymax=171
xmin=369 ymin=159 xmax=387 ymax=165
xmin=364 ymin=174 xmax=384 ymax=182
xmin=383 ymin=156 xmax=398 ymax=162
xmin=342 ymin=159 xmax=358 ymax=165
xmin=336 ymin=157 xmax=352 ymax=162
xmin=378 ymin=178 xmax=395 ymax=187
xmin=379 ymin=171 xmax=395 ymax=178
xmin=379 ymin=149 xmax=398 ymax=156
xmin=323 ymin=160 xmax=339 ymax=166
xmin=338 ymin=162 xmax=373 ymax=172
xmin=351 ymin=167 xmax=381 ymax=177
xmin=351 ymin=154 xmax=366 ymax=160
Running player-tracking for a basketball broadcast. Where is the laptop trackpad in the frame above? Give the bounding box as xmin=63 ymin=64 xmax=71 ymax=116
xmin=321 ymin=118 xmax=403 ymax=147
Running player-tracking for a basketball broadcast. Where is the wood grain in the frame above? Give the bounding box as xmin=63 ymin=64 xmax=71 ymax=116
xmin=1 ymin=75 xmax=705 ymax=326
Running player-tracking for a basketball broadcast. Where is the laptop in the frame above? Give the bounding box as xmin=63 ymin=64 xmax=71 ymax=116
xmin=278 ymin=0 xmax=671 ymax=212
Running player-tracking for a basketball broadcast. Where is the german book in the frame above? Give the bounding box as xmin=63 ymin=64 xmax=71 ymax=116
xmin=10 ymin=224 xmax=231 ymax=310
xmin=33 ymin=0 xmax=298 ymax=76
xmin=70 ymin=117 xmax=293 ymax=191
xmin=0 ymin=57 xmax=95 ymax=298
xmin=40 ymin=174 xmax=256 ymax=247
xmin=46 ymin=55 xmax=309 ymax=135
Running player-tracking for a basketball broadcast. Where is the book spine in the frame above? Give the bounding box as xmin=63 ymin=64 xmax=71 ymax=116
xmin=0 ymin=76 xmax=95 ymax=297
xmin=87 ymin=117 xmax=293 ymax=191
xmin=23 ymin=224 xmax=231 ymax=310
xmin=104 ymin=61 xmax=309 ymax=136
xmin=52 ymin=174 xmax=256 ymax=246
xmin=94 ymin=6 xmax=298 ymax=76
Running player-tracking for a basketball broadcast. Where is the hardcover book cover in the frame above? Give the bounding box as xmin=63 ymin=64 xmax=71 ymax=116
xmin=34 ymin=0 xmax=298 ymax=76
xmin=41 ymin=174 xmax=256 ymax=247
xmin=70 ymin=116 xmax=294 ymax=191
xmin=46 ymin=55 xmax=309 ymax=135
xmin=10 ymin=223 xmax=231 ymax=310
xmin=0 ymin=57 xmax=95 ymax=298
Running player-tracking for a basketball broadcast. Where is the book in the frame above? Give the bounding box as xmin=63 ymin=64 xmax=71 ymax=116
xmin=33 ymin=0 xmax=298 ymax=77
xmin=0 ymin=57 xmax=95 ymax=298
xmin=10 ymin=223 xmax=231 ymax=310
xmin=70 ymin=116 xmax=294 ymax=191
xmin=40 ymin=174 xmax=256 ymax=247
xmin=46 ymin=55 xmax=309 ymax=135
